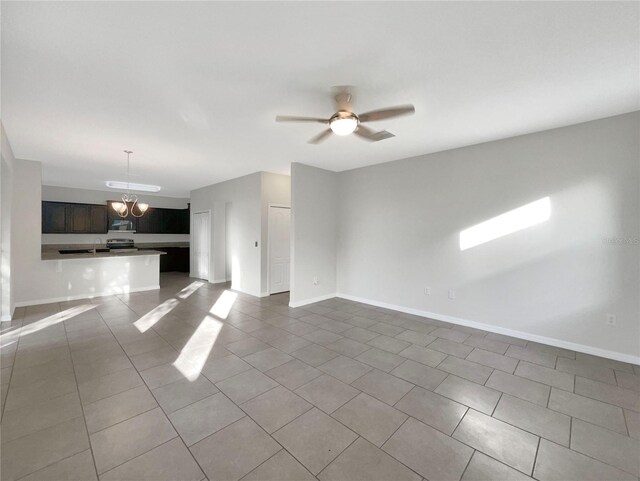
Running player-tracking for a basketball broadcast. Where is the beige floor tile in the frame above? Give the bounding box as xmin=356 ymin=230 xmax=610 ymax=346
xmin=514 ymin=361 xmax=574 ymax=391
xmin=79 ymin=367 xmax=143 ymax=404
xmin=13 ymin=345 xmax=71 ymax=370
xmin=505 ymin=345 xmax=556 ymax=368
xmin=90 ymin=407 xmax=176 ymax=474
xmin=168 ymin=392 xmax=244 ymax=445
xmin=463 ymin=335 xmax=510 ymax=355
xmin=626 ymin=409 xmax=640 ymax=440
xmin=241 ymin=385 xmax=312 ymax=433
xmin=534 ymin=439 xmax=636 ymax=481
xmin=84 ymin=385 xmax=158 ymax=433
xmin=17 ymin=450 xmax=97 ymax=481
xmin=575 ymin=352 xmax=635 ymax=373
xmin=326 ymin=337 xmax=371 ymax=357
xmin=370 ymin=322 xmax=405 ymax=337
xmin=152 ymin=375 xmax=218 ymax=413
xmin=225 ymin=337 xmax=270 ymax=357
xmin=391 ymin=359 xmax=448 ymax=390
xmin=273 ymin=408 xmax=358 ymax=475
xmin=191 ymin=417 xmax=280 ymax=481
xmin=139 ymin=362 xmax=188 ymax=389
xmin=356 ymin=347 xmax=405 ymax=372
xmin=291 ymin=343 xmax=340 ymax=366
xmin=453 ymin=410 xmax=538 ymax=474
xmin=216 ymin=368 xmax=279 ymax=404
xmin=333 ymin=392 xmax=407 ymax=446
xmin=431 ymin=327 xmax=470 ymax=343
xmin=267 ymin=333 xmax=312 ymax=353
xmin=575 ymin=376 xmax=640 ymax=411
xmin=9 ymin=357 xmax=75 ymax=388
xmin=395 ymin=386 xmax=468 ymax=435
xmin=466 ymin=348 xmax=518 ymax=373
xmin=243 ymin=347 xmax=293 ymax=372
xmin=395 ymin=329 xmax=436 ymax=346
xmin=295 ymin=374 xmax=360 ymax=413
xmin=383 ymin=417 xmax=472 ymax=481
xmin=303 ymin=329 xmax=343 ymax=346
xmin=74 ymin=353 xmax=133 ymax=384
xmin=343 ymin=326 xmax=380 ymax=343
xmin=485 ymin=333 xmax=527 ymax=347
xmin=486 ymin=370 xmax=550 ymax=406
xmin=1 ymin=391 xmax=83 ymax=442
xmin=570 ymin=418 xmax=640 ymax=476
xmin=548 ymin=388 xmax=627 ymax=434
xmin=319 ymin=355 xmax=372 ymax=383
xmin=4 ymin=372 xmax=78 ymax=412
xmin=461 ymin=451 xmax=532 ymax=481
xmin=243 ymin=450 xmax=316 ymax=481
xmin=366 ymin=335 xmax=411 ymax=354
xmin=319 ymin=437 xmax=420 ymax=481
xmin=428 ymin=338 xmax=474 ymax=358
xmin=100 ymin=437 xmax=204 ymax=481
xmin=616 ymin=370 xmax=640 ymax=392
xmin=265 ymin=358 xmax=322 ymax=389
xmin=1 ymin=416 xmax=89 ymax=481
xmin=129 ymin=346 xmax=178 ymax=372
xmin=200 ymin=354 xmax=252 ymax=383
xmin=494 ymin=394 xmax=570 ymax=446
xmin=556 ymin=357 xmax=616 ymax=385
xmin=437 ymin=356 xmax=493 ymax=384
xmin=352 ymin=369 xmax=413 ymax=405
xmin=398 ymin=344 xmax=447 ymax=367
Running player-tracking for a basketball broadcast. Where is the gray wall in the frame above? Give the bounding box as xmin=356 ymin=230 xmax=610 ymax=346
xmin=334 ymin=112 xmax=639 ymax=360
xmin=290 ymin=163 xmax=337 ymax=306
xmin=1 ymin=124 xmax=15 ymax=320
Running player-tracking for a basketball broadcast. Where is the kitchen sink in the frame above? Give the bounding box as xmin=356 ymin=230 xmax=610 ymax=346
xmin=58 ymin=248 xmax=110 ymax=254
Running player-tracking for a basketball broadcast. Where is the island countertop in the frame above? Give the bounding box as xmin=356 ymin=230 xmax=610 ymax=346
xmin=41 ymin=249 xmax=167 ymax=261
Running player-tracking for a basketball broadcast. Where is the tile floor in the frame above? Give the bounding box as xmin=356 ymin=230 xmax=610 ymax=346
xmin=1 ymin=272 xmax=639 ymax=481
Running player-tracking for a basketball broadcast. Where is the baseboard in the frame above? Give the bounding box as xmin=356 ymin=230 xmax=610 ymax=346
xmin=211 ymin=278 xmax=228 ymax=284
xmin=14 ymin=285 xmax=161 ymax=307
xmin=336 ymin=292 xmax=640 ymax=365
xmin=231 ymin=284 xmax=262 ymax=298
xmin=1 ymin=314 xmax=12 ymax=322
xmin=289 ymin=292 xmax=337 ymax=308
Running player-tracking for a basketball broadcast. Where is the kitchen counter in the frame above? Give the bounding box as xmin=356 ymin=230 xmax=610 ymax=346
xmin=41 ymin=249 xmax=166 ymax=261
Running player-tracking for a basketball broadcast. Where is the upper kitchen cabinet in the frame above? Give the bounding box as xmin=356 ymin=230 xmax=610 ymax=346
xmin=135 ymin=207 xmax=161 ymax=233
xmin=42 ymin=201 xmax=108 ymax=233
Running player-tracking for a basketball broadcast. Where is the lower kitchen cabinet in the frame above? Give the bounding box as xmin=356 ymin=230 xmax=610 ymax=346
xmin=159 ymin=247 xmax=190 ymax=272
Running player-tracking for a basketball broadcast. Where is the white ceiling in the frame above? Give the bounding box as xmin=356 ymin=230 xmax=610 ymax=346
xmin=2 ymin=2 xmax=638 ymax=197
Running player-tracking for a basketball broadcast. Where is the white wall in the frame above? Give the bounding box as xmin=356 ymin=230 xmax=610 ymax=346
xmin=290 ymin=163 xmax=337 ymax=306
xmin=1 ymin=124 xmax=15 ymax=320
xmin=191 ymin=173 xmax=262 ymax=296
xmin=333 ymin=112 xmax=639 ymax=361
xmin=41 ymin=185 xmax=190 ymax=245
xmin=260 ymin=172 xmax=291 ymax=295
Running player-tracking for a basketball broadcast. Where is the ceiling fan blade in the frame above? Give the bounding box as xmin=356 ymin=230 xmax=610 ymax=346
xmin=332 ymin=85 xmax=355 ymax=112
xmin=354 ymin=125 xmax=395 ymax=142
xmin=276 ymin=115 xmax=328 ymax=123
xmin=308 ymin=129 xmax=333 ymax=144
xmin=358 ymin=105 xmax=415 ymax=122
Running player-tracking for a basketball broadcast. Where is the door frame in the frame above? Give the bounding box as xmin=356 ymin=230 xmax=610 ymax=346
xmin=267 ymin=203 xmax=291 ymax=295
xmin=191 ymin=209 xmax=211 ymax=281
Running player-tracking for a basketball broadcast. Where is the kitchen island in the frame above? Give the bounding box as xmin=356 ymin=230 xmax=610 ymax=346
xmin=36 ymin=246 xmax=166 ymax=303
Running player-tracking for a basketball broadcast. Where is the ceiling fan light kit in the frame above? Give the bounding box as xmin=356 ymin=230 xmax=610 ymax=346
xmin=276 ymin=86 xmax=415 ymax=144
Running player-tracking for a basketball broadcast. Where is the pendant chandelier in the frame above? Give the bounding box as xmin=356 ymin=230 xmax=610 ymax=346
xmin=111 ymin=150 xmax=149 ymax=218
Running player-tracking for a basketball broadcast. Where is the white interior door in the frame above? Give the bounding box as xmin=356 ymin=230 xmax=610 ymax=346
xmin=269 ymin=206 xmax=290 ymax=294
xmin=192 ymin=212 xmax=210 ymax=281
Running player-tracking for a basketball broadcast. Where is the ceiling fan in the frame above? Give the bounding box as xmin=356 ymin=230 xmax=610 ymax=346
xmin=276 ymin=87 xmax=415 ymax=144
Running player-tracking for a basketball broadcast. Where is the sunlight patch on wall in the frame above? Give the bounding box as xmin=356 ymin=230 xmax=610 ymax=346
xmin=460 ymin=197 xmax=551 ymax=251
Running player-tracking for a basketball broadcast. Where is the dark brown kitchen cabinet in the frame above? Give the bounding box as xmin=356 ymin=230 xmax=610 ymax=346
xmin=42 ymin=201 xmax=108 ymax=233
xmin=42 ymin=202 xmax=68 ymax=233
xmin=135 ymin=207 xmax=161 ymax=234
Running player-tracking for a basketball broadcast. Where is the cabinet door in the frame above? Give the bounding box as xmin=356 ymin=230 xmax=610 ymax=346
xmin=137 ymin=207 xmax=161 ymax=233
xmin=160 ymin=209 xmax=180 ymax=233
xmin=42 ymin=202 xmax=68 ymax=233
xmin=68 ymin=204 xmax=91 ymax=233
xmin=90 ymin=205 xmax=108 ymax=233
xmin=178 ymin=209 xmax=190 ymax=234
xmin=107 ymin=201 xmax=137 ymax=231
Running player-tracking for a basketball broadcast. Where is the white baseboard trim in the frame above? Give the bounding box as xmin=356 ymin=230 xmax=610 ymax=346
xmin=231 ymin=284 xmax=262 ymax=298
xmin=14 ymin=285 xmax=161 ymax=308
xmin=289 ymin=292 xmax=337 ymax=308
xmin=211 ymin=278 xmax=228 ymax=284
xmin=1 ymin=314 xmax=12 ymax=322
xmin=336 ymin=292 xmax=640 ymax=365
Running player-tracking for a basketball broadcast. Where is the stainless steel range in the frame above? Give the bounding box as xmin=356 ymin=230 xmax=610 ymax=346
xmin=106 ymin=238 xmax=139 ymax=252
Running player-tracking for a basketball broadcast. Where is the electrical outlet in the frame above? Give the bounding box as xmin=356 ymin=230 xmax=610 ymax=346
xmin=424 ymin=287 xmax=431 ymax=295
xmin=313 ymin=276 xmax=319 ymax=285
xmin=606 ymin=314 xmax=617 ymax=326
xmin=448 ymin=289 xmax=455 ymax=300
